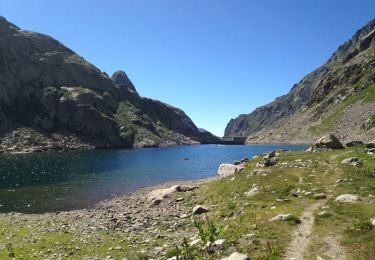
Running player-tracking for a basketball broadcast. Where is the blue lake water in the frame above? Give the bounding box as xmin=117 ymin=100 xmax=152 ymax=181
xmin=0 ymin=144 xmax=307 ymax=213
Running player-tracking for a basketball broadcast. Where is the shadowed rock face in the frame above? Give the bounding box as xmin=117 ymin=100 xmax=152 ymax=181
xmin=224 ymin=18 xmax=375 ymax=143
xmin=111 ymin=70 xmax=138 ymax=94
xmin=0 ymin=16 xmax=215 ymax=151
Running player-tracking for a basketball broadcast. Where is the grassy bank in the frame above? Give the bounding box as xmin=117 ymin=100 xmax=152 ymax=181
xmin=0 ymin=146 xmax=374 ymax=259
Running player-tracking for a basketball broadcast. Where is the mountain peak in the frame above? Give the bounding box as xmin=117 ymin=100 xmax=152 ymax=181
xmin=111 ymin=70 xmax=138 ymax=94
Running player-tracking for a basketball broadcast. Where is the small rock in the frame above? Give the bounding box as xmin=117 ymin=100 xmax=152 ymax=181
xmin=263 ymin=151 xmax=276 ymax=159
xmin=341 ymin=157 xmax=362 ymax=166
xmin=221 ymin=252 xmax=249 ymax=260
xmin=192 ymin=205 xmax=209 ymax=215
xmin=345 ymin=141 xmax=364 ymax=147
xmin=318 ymin=211 xmax=330 ymax=217
xmin=269 ymin=214 xmax=300 ymax=223
xmin=256 ymin=158 xmax=276 ymax=167
xmin=244 ymin=186 xmax=260 ymax=197
xmin=240 ymin=158 xmax=249 ymax=163
xmin=189 ymin=239 xmax=201 ymax=247
xmin=243 ymin=233 xmax=255 ymax=240
xmin=314 ymin=193 xmax=327 ymax=200
xmin=251 ymin=168 xmax=271 ymax=175
xmin=365 ymin=140 xmax=375 ymax=148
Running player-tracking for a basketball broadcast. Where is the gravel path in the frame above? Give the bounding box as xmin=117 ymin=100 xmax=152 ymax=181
xmin=283 ymin=201 xmax=325 ymax=260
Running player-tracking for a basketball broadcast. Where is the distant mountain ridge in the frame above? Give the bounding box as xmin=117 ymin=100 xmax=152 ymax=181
xmin=224 ymin=18 xmax=375 ymax=144
xmin=0 ymin=16 xmax=219 ymax=152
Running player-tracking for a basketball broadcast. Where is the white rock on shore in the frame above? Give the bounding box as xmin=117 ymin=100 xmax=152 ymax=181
xmin=147 ymin=185 xmax=182 ymax=205
xmin=218 ymin=163 xmax=245 ymax=177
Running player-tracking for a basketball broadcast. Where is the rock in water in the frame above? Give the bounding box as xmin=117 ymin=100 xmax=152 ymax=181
xmin=335 ymin=194 xmax=359 ymax=203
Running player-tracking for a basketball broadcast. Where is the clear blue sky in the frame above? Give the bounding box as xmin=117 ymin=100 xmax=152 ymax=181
xmin=1 ymin=1 xmax=374 ymax=136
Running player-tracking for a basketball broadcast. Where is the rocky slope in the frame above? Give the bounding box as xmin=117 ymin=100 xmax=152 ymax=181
xmin=0 ymin=16 xmax=217 ymax=151
xmin=225 ymin=18 xmax=375 ymax=144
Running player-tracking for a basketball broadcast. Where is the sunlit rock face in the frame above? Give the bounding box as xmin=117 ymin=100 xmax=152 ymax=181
xmin=224 ymin=18 xmax=375 ymax=144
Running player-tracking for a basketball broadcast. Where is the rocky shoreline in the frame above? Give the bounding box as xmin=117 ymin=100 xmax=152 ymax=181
xmin=0 ymin=178 xmax=217 ymax=259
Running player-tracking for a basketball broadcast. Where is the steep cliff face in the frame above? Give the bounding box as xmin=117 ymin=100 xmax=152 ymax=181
xmin=225 ymin=18 xmax=375 ymax=144
xmin=0 ymin=17 xmax=214 ymax=151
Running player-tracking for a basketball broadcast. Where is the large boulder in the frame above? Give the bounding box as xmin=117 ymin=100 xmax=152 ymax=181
xmin=313 ymin=134 xmax=344 ymax=149
xmin=335 ymin=194 xmax=359 ymax=204
xmin=217 ymin=163 xmax=245 ymax=177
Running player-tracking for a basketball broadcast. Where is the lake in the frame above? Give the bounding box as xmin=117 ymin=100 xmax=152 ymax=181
xmin=0 ymin=144 xmax=307 ymax=213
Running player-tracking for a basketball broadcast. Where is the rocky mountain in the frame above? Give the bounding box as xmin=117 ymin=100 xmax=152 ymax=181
xmin=0 ymin=16 xmax=217 ymax=152
xmin=225 ymin=18 xmax=375 ymax=144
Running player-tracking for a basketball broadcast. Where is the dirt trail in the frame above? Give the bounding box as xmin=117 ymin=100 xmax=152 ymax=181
xmin=319 ymin=235 xmax=346 ymax=260
xmin=283 ymin=201 xmax=325 ymax=260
